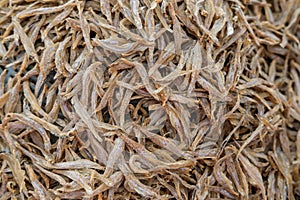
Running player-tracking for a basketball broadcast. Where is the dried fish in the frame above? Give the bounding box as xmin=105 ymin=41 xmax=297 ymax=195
xmin=72 ymin=96 xmax=103 ymax=143
xmin=233 ymin=5 xmax=260 ymax=46
xmin=76 ymin=0 xmax=93 ymax=54
xmin=25 ymin=164 xmax=51 ymax=200
xmin=169 ymin=2 xmax=182 ymax=55
xmin=42 ymin=7 xmax=74 ymax=40
xmin=213 ymin=155 xmax=238 ymax=196
xmin=17 ymin=0 xmax=76 ymax=19
xmin=0 ymin=91 xmax=10 ymax=109
xmin=24 ymin=111 xmax=68 ymax=138
xmin=92 ymin=37 xmax=147 ymax=55
xmin=0 ymin=153 xmax=26 ymax=192
xmin=118 ymin=155 xmax=159 ymax=198
xmin=23 ymin=81 xmax=48 ymax=119
xmin=135 ymin=124 xmax=191 ymax=159
xmin=12 ymin=18 xmax=39 ymax=62
xmin=103 ymin=138 xmax=124 ymax=177
xmin=0 ymin=0 xmax=299 ymax=199
xmin=33 ymin=164 xmax=67 ymax=186
xmin=225 ymin=150 xmax=245 ymax=197
xmin=55 ymin=36 xmax=72 ymax=76
xmin=54 ymin=170 xmax=93 ymax=195
xmin=100 ymin=0 xmax=112 ymax=24
xmin=5 ymin=113 xmax=52 ymax=154
xmin=238 ymin=153 xmax=267 ymax=200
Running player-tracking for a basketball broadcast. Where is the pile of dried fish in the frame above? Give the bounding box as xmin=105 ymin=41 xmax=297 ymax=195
xmin=0 ymin=0 xmax=299 ymax=199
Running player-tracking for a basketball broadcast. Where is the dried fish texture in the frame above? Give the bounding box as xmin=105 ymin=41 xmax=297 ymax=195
xmin=0 ymin=0 xmax=299 ymax=199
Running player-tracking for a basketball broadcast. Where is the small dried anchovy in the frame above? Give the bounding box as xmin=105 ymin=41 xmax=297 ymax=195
xmin=0 ymin=0 xmax=299 ymax=199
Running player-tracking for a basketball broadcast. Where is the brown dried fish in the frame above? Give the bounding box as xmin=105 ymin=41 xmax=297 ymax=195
xmin=54 ymin=170 xmax=93 ymax=196
xmin=76 ymin=0 xmax=93 ymax=54
xmin=5 ymin=113 xmax=52 ymax=154
xmin=23 ymin=81 xmax=48 ymax=119
xmin=55 ymin=36 xmax=72 ymax=76
xmin=0 ymin=153 xmax=26 ymax=193
xmin=42 ymin=7 xmax=74 ymax=40
xmin=17 ymin=0 xmax=76 ymax=19
xmin=0 ymin=0 xmax=299 ymax=199
xmin=25 ymin=164 xmax=51 ymax=200
xmin=12 ymin=18 xmax=39 ymax=62
xmin=238 ymin=153 xmax=267 ymax=200
xmin=72 ymin=96 xmax=103 ymax=143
